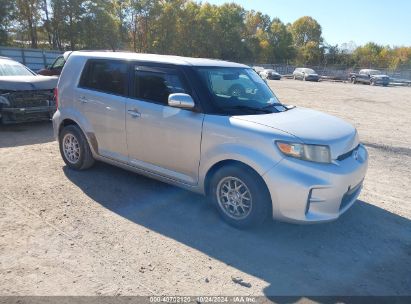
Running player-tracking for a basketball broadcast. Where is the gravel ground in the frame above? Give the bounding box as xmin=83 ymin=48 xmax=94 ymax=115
xmin=0 ymin=80 xmax=410 ymax=297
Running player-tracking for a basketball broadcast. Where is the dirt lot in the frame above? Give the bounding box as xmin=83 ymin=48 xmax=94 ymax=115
xmin=0 ymin=80 xmax=410 ymax=297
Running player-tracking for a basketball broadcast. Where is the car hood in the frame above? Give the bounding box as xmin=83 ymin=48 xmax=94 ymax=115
xmin=0 ymin=75 xmax=58 ymax=91
xmin=234 ymin=107 xmax=359 ymax=159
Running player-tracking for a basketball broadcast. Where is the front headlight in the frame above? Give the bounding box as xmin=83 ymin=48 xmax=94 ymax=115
xmin=276 ymin=141 xmax=331 ymax=163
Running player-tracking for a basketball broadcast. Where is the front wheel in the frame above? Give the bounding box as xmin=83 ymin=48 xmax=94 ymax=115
xmin=370 ymin=79 xmax=375 ymax=86
xmin=351 ymin=77 xmax=356 ymax=84
xmin=209 ymin=165 xmax=271 ymax=228
xmin=59 ymin=125 xmax=95 ymax=170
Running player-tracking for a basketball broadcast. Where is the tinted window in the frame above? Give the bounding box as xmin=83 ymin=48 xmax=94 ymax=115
xmin=80 ymin=60 xmax=128 ymax=96
xmin=134 ymin=67 xmax=188 ymax=104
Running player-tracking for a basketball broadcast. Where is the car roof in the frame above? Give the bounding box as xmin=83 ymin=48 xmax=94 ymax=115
xmin=360 ymin=69 xmax=380 ymax=72
xmin=70 ymin=51 xmax=249 ymax=68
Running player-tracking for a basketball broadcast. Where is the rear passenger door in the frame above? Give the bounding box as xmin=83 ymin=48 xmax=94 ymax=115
xmin=76 ymin=59 xmax=128 ymax=161
xmin=125 ymin=64 xmax=204 ymax=185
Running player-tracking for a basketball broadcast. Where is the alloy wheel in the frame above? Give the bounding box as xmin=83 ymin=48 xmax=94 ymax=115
xmin=216 ymin=176 xmax=253 ymax=220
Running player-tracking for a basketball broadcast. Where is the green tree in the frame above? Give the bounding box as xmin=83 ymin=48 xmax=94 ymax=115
xmin=16 ymin=0 xmax=42 ymax=48
xmin=50 ymin=0 xmax=85 ymax=50
xmin=0 ymin=0 xmax=15 ymax=45
xmin=268 ymin=18 xmax=295 ymax=63
xmin=291 ymin=16 xmax=323 ymax=64
xmin=353 ymin=42 xmax=383 ymax=67
xmin=81 ymin=0 xmax=121 ymax=50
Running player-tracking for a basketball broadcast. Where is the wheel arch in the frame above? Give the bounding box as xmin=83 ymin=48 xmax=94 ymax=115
xmin=203 ymin=159 xmax=273 ymax=218
xmin=204 ymin=159 xmax=269 ymax=196
xmin=58 ymin=117 xmax=98 ymax=155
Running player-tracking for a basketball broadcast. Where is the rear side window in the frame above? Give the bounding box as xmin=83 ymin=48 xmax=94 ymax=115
xmin=133 ymin=66 xmax=188 ymax=105
xmin=79 ymin=60 xmax=128 ymax=96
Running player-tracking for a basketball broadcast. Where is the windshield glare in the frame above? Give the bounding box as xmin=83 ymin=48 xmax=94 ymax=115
xmin=196 ymin=67 xmax=285 ymax=114
xmin=369 ymin=70 xmax=381 ymax=75
xmin=304 ymin=69 xmax=315 ymax=74
xmin=0 ymin=62 xmax=35 ymax=76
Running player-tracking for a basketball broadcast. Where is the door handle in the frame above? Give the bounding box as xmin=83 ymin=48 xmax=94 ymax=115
xmin=127 ymin=109 xmax=141 ymax=118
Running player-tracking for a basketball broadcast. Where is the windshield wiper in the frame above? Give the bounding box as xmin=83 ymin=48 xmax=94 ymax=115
xmin=222 ymin=105 xmax=273 ymax=114
xmin=262 ymin=102 xmax=293 ymax=112
xmin=262 ymin=102 xmax=284 ymax=109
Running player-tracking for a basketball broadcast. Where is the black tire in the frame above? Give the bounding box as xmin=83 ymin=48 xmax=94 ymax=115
xmin=209 ymin=164 xmax=271 ymax=228
xmin=59 ymin=125 xmax=95 ymax=170
xmin=351 ymin=77 xmax=356 ymax=84
xmin=370 ymin=79 xmax=375 ymax=86
xmin=228 ymin=84 xmax=245 ymax=97
xmin=303 ymin=75 xmax=306 ymax=81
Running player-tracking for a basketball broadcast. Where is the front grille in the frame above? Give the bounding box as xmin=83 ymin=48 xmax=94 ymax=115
xmin=5 ymin=90 xmax=54 ymax=108
xmin=337 ymin=145 xmax=359 ymax=161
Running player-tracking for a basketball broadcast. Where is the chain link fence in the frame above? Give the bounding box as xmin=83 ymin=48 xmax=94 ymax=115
xmin=252 ymin=63 xmax=411 ymax=85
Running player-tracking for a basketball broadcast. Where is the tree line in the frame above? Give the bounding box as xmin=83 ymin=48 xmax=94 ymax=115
xmin=1 ymin=0 xmax=410 ymax=70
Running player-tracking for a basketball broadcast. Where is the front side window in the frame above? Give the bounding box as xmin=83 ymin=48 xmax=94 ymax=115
xmin=133 ymin=66 xmax=188 ymax=105
xmin=0 ymin=61 xmax=35 ymax=76
xmin=52 ymin=56 xmax=65 ymax=69
xmin=196 ymin=67 xmax=287 ymax=115
xmin=80 ymin=60 xmax=128 ymax=96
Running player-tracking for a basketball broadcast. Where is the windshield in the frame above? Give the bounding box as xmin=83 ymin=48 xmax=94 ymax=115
xmin=369 ymin=70 xmax=381 ymax=75
xmin=196 ymin=67 xmax=287 ymax=115
xmin=304 ymin=68 xmax=316 ymax=74
xmin=0 ymin=61 xmax=35 ymax=76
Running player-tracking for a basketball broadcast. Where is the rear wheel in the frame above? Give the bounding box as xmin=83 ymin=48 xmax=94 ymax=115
xmin=209 ymin=164 xmax=271 ymax=228
xmin=59 ymin=125 xmax=95 ymax=170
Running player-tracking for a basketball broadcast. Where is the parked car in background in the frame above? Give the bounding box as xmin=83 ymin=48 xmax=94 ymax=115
xmin=252 ymin=66 xmax=264 ymax=75
xmin=54 ymin=51 xmax=368 ymax=228
xmin=259 ymin=69 xmax=281 ymax=80
xmin=0 ymin=57 xmax=57 ymax=124
xmin=349 ymin=69 xmax=390 ymax=86
xmin=37 ymin=51 xmax=71 ymax=76
xmin=293 ymin=68 xmax=320 ymax=82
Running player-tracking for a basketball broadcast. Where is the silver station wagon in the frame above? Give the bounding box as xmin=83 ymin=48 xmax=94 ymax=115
xmin=53 ymin=52 xmax=368 ymax=228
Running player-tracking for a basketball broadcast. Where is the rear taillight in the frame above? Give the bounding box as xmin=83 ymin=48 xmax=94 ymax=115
xmin=54 ymin=88 xmax=58 ymax=109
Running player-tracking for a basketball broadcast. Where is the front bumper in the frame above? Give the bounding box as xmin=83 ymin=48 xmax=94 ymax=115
xmin=0 ymin=90 xmax=55 ymax=124
xmin=267 ymin=74 xmax=281 ymax=80
xmin=305 ymin=75 xmax=320 ymax=81
xmin=0 ymin=106 xmax=55 ymax=124
xmin=374 ymin=79 xmax=390 ymax=86
xmin=263 ymin=144 xmax=368 ymax=223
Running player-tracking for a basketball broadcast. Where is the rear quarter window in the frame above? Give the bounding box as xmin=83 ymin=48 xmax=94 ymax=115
xmin=79 ymin=59 xmax=128 ymax=96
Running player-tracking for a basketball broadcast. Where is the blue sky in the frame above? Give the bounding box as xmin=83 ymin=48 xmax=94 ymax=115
xmin=204 ymin=0 xmax=411 ymax=47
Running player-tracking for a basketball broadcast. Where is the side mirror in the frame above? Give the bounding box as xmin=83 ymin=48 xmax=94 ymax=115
xmin=168 ymin=93 xmax=195 ymax=109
